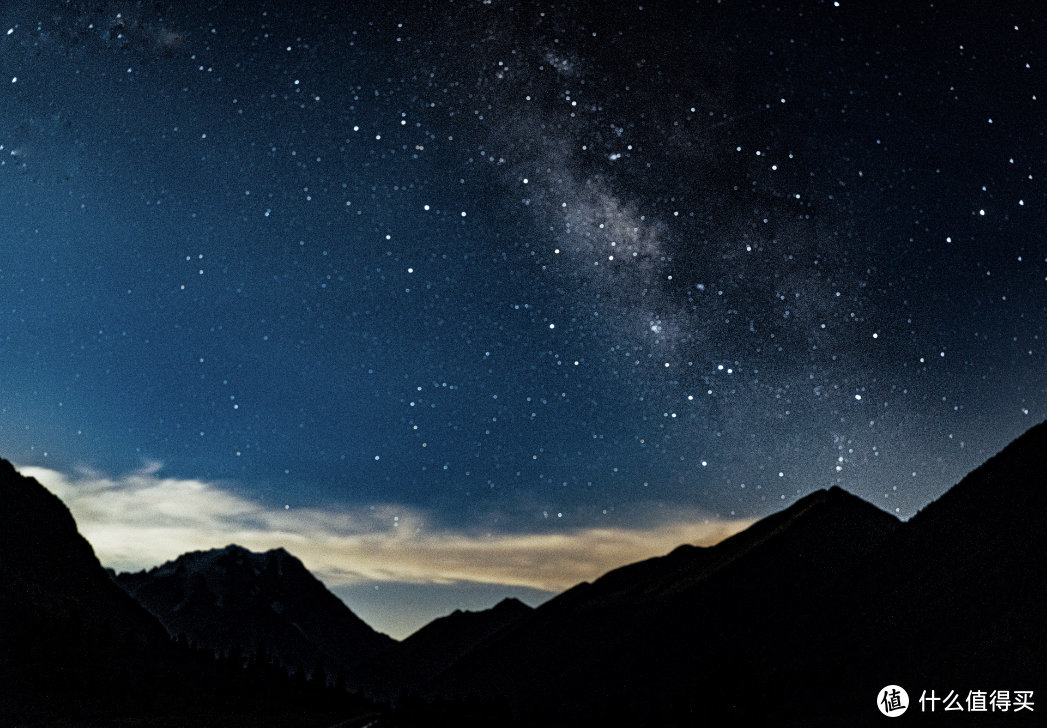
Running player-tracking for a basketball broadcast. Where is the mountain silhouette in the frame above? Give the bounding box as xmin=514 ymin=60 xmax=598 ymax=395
xmin=0 ymin=459 xmax=376 ymax=726
xmin=404 ymin=422 xmax=1047 ymax=726
xmin=0 ymin=457 xmax=166 ymax=649
xmin=3 ymin=421 xmax=1046 ymax=726
xmin=116 ymin=544 xmax=395 ymax=679
xmin=418 ymin=485 xmax=904 ymax=723
xmin=354 ymin=596 xmax=533 ymax=699
xmin=788 ymin=419 xmax=1047 ymax=722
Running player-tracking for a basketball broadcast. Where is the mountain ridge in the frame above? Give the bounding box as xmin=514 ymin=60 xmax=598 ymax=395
xmin=351 ymin=596 xmax=534 ymax=699
xmin=116 ymin=542 xmax=395 ymax=679
xmin=4 ymin=421 xmax=1046 ymax=725
xmin=416 ymin=423 xmax=1047 ymax=724
xmin=412 ymin=483 xmax=904 ymax=721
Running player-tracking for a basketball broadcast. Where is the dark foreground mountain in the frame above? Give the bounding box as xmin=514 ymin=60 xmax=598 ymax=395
xmin=791 ymin=418 xmax=1047 ymax=723
xmin=116 ymin=544 xmax=394 ymax=680
xmin=390 ymin=421 xmax=1047 ymax=727
xmin=0 ymin=459 xmax=375 ymax=727
xmin=353 ymin=597 xmax=532 ymax=699
xmin=415 ymin=485 xmax=904 ymax=725
xmin=0 ymin=459 xmax=165 ymax=646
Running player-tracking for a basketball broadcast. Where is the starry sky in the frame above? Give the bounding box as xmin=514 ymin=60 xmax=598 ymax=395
xmin=2 ymin=0 xmax=1045 ymax=637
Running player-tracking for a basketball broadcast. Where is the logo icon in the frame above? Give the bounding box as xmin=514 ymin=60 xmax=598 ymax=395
xmin=878 ymin=685 xmax=909 ymax=717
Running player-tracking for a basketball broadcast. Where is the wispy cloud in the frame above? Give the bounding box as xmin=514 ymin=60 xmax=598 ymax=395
xmin=20 ymin=463 xmax=752 ymax=593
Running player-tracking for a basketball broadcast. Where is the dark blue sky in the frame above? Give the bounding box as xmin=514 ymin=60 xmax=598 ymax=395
xmin=1 ymin=0 xmax=1045 ymax=633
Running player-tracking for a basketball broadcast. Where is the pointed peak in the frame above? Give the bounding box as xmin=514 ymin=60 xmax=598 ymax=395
xmin=493 ymin=597 xmax=532 ymax=612
xmin=264 ymin=546 xmax=299 ymax=564
xmin=788 ymin=485 xmax=892 ymax=520
xmin=705 ymin=485 xmax=899 ymax=562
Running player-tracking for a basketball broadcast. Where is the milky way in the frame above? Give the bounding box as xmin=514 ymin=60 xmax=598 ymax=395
xmin=372 ymin=0 xmax=1047 ymax=522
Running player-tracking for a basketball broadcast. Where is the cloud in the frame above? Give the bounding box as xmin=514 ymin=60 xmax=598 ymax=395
xmin=19 ymin=463 xmax=752 ymax=593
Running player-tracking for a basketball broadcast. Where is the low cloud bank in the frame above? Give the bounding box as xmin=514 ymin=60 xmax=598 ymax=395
xmin=21 ymin=463 xmax=752 ymax=593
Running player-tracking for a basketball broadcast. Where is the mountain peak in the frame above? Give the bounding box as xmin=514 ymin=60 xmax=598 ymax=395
xmin=492 ymin=597 xmax=529 ymax=611
xmin=688 ymin=484 xmax=899 ymax=571
xmin=116 ymin=544 xmax=393 ymax=675
xmin=144 ymin=544 xmax=305 ymax=581
xmin=353 ymin=596 xmax=534 ymax=699
xmin=793 ymin=484 xmax=887 ymax=515
xmin=406 ymin=597 xmax=534 ymax=642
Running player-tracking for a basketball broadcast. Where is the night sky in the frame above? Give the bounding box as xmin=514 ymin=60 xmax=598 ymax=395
xmin=2 ymin=0 xmax=1045 ymax=637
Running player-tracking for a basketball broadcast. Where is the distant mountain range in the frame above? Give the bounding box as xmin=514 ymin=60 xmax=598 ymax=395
xmin=3 ymin=421 xmax=1046 ymax=726
xmin=116 ymin=544 xmax=394 ymax=679
xmin=350 ymin=596 xmax=533 ymax=699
